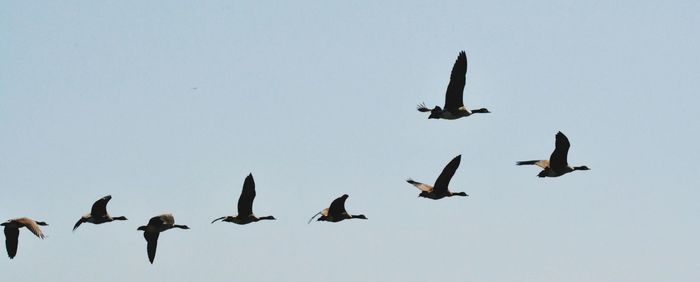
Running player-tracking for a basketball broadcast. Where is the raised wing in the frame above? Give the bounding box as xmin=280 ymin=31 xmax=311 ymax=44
xmin=90 ymin=195 xmax=112 ymax=217
xmin=16 ymin=218 xmax=45 ymax=239
xmin=433 ymin=155 xmax=461 ymax=193
xmin=237 ymin=174 xmax=256 ymax=216
xmin=328 ymin=195 xmax=349 ymax=218
xmin=4 ymin=227 xmax=19 ymax=259
xmin=549 ymin=131 xmax=570 ymax=170
xmin=406 ymin=179 xmax=433 ymax=192
xmin=444 ymin=51 xmax=467 ymax=110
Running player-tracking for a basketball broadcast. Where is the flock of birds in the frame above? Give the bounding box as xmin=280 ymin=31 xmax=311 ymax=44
xmin=3 ymin=50 xmax=590 ymax=264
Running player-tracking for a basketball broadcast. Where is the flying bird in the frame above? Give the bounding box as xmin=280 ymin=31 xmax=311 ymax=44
xmin=212 ymin=173 xmax=276 ymax=225
xmin=417 ymin=51 xmax=490 ymax=119
xmin=308 ymin=194 xmax=367 ymax=223
xmin=516 ymin=131 xmax=590 ymax=177
xmin=137 ymin=214 xmax=189 ymax=264
xmin=2 ymin=217 xmax=48 ymax=259
xmin=406 ymin=155 xmax=468 ymax=199
xmin=73 ymin=195 xmax=127 ymax=231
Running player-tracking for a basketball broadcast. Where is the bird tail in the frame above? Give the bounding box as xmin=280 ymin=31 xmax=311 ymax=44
xmin=417 ymin=103 xmax=431 ymax=112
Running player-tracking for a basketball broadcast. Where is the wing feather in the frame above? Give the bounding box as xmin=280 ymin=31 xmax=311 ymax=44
xmin=16 ymin=218 xmax=45 ymax=239
xmin=4 ymin=227 xmax=19 ymax=259
xmin=516 ymin=160 xmax=549 ymax=169
xmin=549 ymin=132 xmax=570 ymax=170
xmin=90 ymin=195 xmax=111 ymax=217
xmin=433 ymin=155 xmax=461 ymax=193
xmin=444 ymin=51 xmax=467 ymax=110
xmin=328 ymin=195 xmax=349 ymax=219
xmin=237 ymin=174 xmax=256 ymax=216
xmin=144 ymin=231 xmax=159 ymax=264
xmin=406 ymin=179 xmax=433 ymax=192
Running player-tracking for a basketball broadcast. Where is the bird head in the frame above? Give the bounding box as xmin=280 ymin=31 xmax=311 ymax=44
xmin=137 ymin=226 xmax=147 ymax=231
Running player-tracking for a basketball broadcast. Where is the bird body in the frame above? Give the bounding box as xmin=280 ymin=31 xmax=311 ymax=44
xmin=417 ymin=51 xmax=490 ymax=120
xmin=137 ymin=214 xmax=189 ymax=264
xmin=211 ymin=173 xmax=275 ymax=225
xmin=2 ymin=217 xmax=48 ymax=259
xmin=309 ymin=194 xmax=367 ymax=223
xmin=517 ymin=131 xmax=590 ymax=177
xmin=407 ymin=155 xmax=468 ymax=199
xmin=73 ymin=195 xmax=127 ymax=231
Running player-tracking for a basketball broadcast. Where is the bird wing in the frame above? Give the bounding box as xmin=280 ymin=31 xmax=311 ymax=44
xmin=406 ymin=179 xmax=433 ymax=192
xmin=328 ymin=195 xmax=349 ymax=218
xmin=444 ymin=51 xmax=467 ymax=110
xmin=4 ymin=227 xmax=19 ymax=259
xmin=72 ymin=217 xmax=85 ymax=231
xmin=144 ymin=231 xmax=159 ymax=264
xmin=237 ymin=174 xmax=256 ymax=216
xmin=516 ymin=160 xmax=549 ymax=169
xmin=549 ymin=131 xmax=570 ymax=169
xmin=90 ymin=195 xmax=112 ymax=217
xmin=149 ymin=214 xmax=174 ymax=228
xmin=307 ymin=208 xmax=329 ymax=224
xmin=16 ymin=218 xmax=45 ymax=239
xmin=433 ymin=155 xmax=461 ymax=194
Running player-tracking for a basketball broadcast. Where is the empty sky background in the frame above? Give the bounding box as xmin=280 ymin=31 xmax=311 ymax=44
xmin=1 ymin=1 xmax=699 ymax=281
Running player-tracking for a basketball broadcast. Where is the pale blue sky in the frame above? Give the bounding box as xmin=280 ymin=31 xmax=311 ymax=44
xmin=1 ymin=1 xmax=699 ymax=281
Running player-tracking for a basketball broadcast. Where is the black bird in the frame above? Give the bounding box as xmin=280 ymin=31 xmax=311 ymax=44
xmin=407 ymin=155 xmax=468 ymax=199
xmin=2 ymin=217 xmax=48 ymax=259
xmin=137 ymin=214 xmax=189 ymax=264
xmin=73 ymin=195 xmax=127 ymax=231
xmin=212 ymin=173 xmax=275 ymax=225
xmin=517 ymin=131 xmax=590 ymax=177
xmin=417 ymin=51 xmax=490 ymax=119
xmin=308 ymin=194 xmax=367 ymax=223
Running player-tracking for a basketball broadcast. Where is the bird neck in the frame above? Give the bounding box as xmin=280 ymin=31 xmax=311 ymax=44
xmin=258 ymin=216 xmax=275 ymax=221
xmin=112 ymin=216 xmax=127 ymax=221
xmin=470 ymin=108 xmax=489 ymax=113
xmin=451 ymin=192 xmax=468 ymax=197
xmin=173 ymin=224 xmax=189 ymax=229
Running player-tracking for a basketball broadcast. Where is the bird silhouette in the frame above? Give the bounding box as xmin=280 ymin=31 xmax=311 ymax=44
xmin=73 ymin=195 xmax=127 ymax=231
xmin=517 ymin=131 xmax=590 ymax=177
xmin=137 ymin=214 xmax=189 ymax=264
xmin=308 ymin=194 xmax=367 ymax=223
xmin=407 ymin=155 xmax=468 ymax=199
xmin=212 ymin=173 xmax=275 ymax=225
xmin=2 ymin=217 xmax=48 ymax=259
xmin=417 ymin=51 xmax=490 ymax=119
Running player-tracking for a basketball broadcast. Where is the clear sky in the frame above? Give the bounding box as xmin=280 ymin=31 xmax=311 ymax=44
xmin=1 ymin=1 xmax=699 ymax=281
